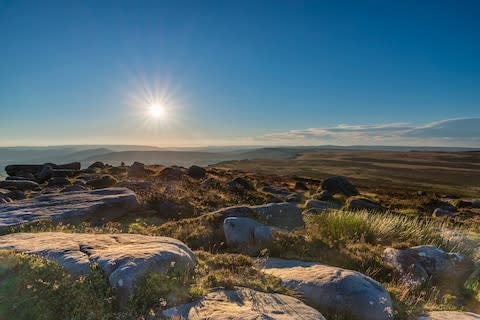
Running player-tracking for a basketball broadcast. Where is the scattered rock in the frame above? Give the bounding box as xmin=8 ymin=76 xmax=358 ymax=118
xmin=417 ymin=311 xmax=480 ymax=320
xmin=383 ymin=245 xmax=474 ymax=287
xmin=223 ymin=217 xmax=273 ymax=255
xmin=157 ymin=166 xmax=185 ymax=180
xmin=163 ymin=287 xmax=326 ymax=320
xmin=108 ymin=166 xmax=128 ymax=176
xmin=201 ymin=177 xmax=221 ymax=189
xmin=432 ymin=207 xmax=456 ymax=217
xmin=61 ymin=184 xmax=88 ymax=193
xmin=88 ymin=161 xmax=105 ymax=170
xmin=0 ymin=232 xmax=196 ymax=305
xmin=0 ymin=188 xmax=140 ymax=228
xmin=260 ymin=186 xmax=290 ymax=196
xmin=262 ymin=258 xmax=393 ymax=320
xmin=4 ymin=190 xmax=25 ymax=201
xmin=128 ymin=161 xmax=150 ymax=178
xmin=5 ymin=162 xmax=81 ymax=177
xmin=286 ymin=193 xmax=301 ymax=203
xmin=305 ymin=199 xmax=341 ymax=211
xmin=226 ymin=177 xmax=254 ymax=191
xmin=472 ymin=199 xmax=480 ymax=208
xmin=312 ymin=190 xmax=334 ymax=201
xmin=86 ymin=175 xmax=118 ymax=189
xmin=321 ymin=176 xmax=359 ymax=196
xmin=294 ymin=181 xmax=308 ymax=190
xmin=5 ymin=176 xmax=34 ymax=181
xmin=347 ymin=198 xmax=384 ymax=211
xmin=252 ymin=202 xmax=304 ymax=231
xmin=0 ymin=180 xmax=41 ymax=191
xmin=187 ymin=165 xmax=206 ymax=179
xmin=47 ymin=177 xmax=72 ymax=187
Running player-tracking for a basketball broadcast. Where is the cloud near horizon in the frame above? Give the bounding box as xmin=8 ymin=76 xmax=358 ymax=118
xmin=254 ymin=118 xmax=480 ymax=147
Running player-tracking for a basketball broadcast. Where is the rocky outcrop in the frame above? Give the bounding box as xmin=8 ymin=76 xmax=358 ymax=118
xmin=223 ymin=217 xmax=273 ymax=255
xmin=163 ymin=287 xmax=326 ymax=320
xmin=0 ymin=179 xmax=41 ymax=191
xmin=321 ymin=176 xmax=359 ymax=196
xmin=0 ymin=232 xmax=196 ymax=305
xmin=5 ymin=162 xmax=81 ymax=177
xmin=0 ymin=187 xmax=140 ymax=228
xmin=262 ymin=258 xmax=393 ymax=320
xmin=383 ymin=245 xmax=474 ymax=287
xmin=417 ymin=311 xmax=480 ymax=320
xmin=187 ymin=165 xmax=206 ymax=179
xmin=85 ymin=175 xmax=118 ymax=189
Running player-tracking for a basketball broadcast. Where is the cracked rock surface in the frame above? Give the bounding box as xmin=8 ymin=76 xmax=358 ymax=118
xmin=0 ymin=232 xmax=197 ymax=304
xmin=0 ymin=187 xmax=140 ymax=228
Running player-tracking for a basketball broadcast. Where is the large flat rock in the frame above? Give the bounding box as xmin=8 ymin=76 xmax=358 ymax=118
xmin=0 ymin=187 xmax=140 ymax=228
xmin=0 ymin=232 xmax=197 ymax=304
xmin=262 ymin=258 xmax=393 ymax=320
xmin=163 ymin=287 xmax=326 ymax=319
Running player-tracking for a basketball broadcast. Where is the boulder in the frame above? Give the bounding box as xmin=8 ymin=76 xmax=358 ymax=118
xmin=0 ymin=180 xmax=41 ymax=191
xmin=383 ymin=245 xmax=474 ymax=287
xmin=432 ymin=207 xmax=456 ymax=217
xmin=4 ymin=189 xmax=25 ymax=200
xmin=417 ymin=311 xmax=480 ymax=320
xmin=305 ymin=199 xmax=341 ymax=211
xmin=37 ymin=165 xmax=79 ymax=182
xmin=262 ymin=258 xmax=393 ymax=320
xmin=86 ymin=175 xmax=118 ymax=189
xmin=5 ymin=162 xmax=81 ymax=176
xmin=88 ymin=161 xmax=105 ymax=170
xmin=294 ymin=181 xmax=308 ymax=190
xmin=312 ymin=190 xmax=334 ymax=201
xmin=347 ymin=198 xmax=384 ymax=211
xmin=187 ymin=165 xmax=206 ymax=179
xmin=260 ymin=186 xmax=290 ymax=196
xmin=223 ymin=217 xmax=273 ymax=255
xmin=61 ymin=184 xmax=87 ymax=193
xmin=0 ymin=232 xmax=196 ymax=305
xmin=163 ymin=287 xmax=325 ymax=320
xmin=225 ymin=177 xmax=254 ymax=191
xmin=157 ymin=166 xmax=185 ymax=180
xmin=0 ymin=187 xmax=140 ymax=228
xmin=47 ymin=177 xmax=71 ymax=187
xmin=473 ymin=199 xmax=480 ymax=208
xmin=252 ymin=202 xmax=304 ymax=230
xmin=37 ymin=164 xmax=54 ymax=181
xmin=5 ymin=176 xmax=34 ymax=181
xmin=321 ymin=176 xmax=359 ymax=196
xmin=201 ymin=177 xmax=221 ymax=189
xmin=128 ymin=161 xmax=147 ymax=178
xmin=286 ymin=193 xmax=301 ymax=202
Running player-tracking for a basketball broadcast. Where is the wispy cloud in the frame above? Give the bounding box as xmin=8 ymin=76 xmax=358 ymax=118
xmin=254 ymin=118 xmax=480 ymax=146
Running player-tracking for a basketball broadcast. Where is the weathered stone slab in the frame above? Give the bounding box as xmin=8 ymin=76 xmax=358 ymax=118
xmin=0 ymin=187 xmax=139 ymax=228
xmin=0 ymin=179 xmax=41 ymax=191
xmin=262 ymin=258 xmax=393 ymax=320
xmin=163 ymin=287 xmax=326 ymax=320
xmin=0 ymin=232 xmax=197 ymax=304
xmin=5 ymin=162 xmax=81 ymax=176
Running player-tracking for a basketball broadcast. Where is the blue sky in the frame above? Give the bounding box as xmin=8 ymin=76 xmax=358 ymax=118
xmin=0 ymin=0 xmax=479 ymax=147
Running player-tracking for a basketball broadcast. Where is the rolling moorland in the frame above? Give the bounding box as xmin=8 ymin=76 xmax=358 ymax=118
xmin=0 ymin=147 xmax=479 ymax=320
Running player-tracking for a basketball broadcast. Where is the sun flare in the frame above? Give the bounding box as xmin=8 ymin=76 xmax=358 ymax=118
xmin=149 ymin=103 xmax=165 ymax=119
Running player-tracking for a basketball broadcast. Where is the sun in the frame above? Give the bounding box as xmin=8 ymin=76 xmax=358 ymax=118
xmin=149 ymin=103 xmax=165 ymax=119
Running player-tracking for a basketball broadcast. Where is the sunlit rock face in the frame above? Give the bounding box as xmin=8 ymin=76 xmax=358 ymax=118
xmin=0 ymin=187 xmax=139 ymax=228
xmin=0 ymin=232 xmax=197 ymax=305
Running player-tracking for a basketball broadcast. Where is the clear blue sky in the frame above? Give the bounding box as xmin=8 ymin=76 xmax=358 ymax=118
xmin=1 ymin=0 xmax=479 ymax=146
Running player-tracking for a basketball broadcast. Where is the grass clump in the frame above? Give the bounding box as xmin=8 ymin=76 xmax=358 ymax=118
xmin=0 ymin=251 xmax=116 ymax=320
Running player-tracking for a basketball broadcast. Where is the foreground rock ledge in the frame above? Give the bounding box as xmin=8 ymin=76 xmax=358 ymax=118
xmin=163 ymin=287 xmax=326 ymax=320
xmin=0 ymin=187 xmax=140 ymax=228
xmin=262 ymin=258 xmax=393 ymax=320
xmin=0 ymin=232 xmax=197 ymax=304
